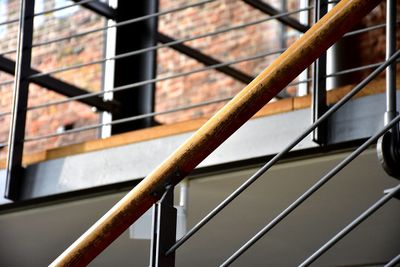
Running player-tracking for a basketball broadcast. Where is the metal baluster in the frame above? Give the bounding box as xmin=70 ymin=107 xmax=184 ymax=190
xmin=385 ymin=254 xmax=400 ymax=267
xmin=150 ymin=186 xmax=177 ymax=267
xmin=5 ymin=0 xmax=35 ymax=200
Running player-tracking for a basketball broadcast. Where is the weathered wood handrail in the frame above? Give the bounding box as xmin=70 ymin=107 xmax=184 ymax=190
xmin=50 ymin=0 xmax=383 ymax=265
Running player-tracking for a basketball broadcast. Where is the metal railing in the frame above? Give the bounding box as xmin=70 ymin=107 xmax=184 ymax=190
xmin=0 ymin=0 xmax=398 ymax=266
xmin=45 ymin=0 xmax=400 ymax=266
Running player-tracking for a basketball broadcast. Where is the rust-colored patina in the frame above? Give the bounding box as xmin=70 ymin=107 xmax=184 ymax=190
xmin=50 ymin=0 xmax=383 ymax=266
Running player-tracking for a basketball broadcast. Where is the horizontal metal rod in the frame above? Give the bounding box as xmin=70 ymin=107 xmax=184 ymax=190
xmin=0 ymin=55 xmax=115 ymax=113
xmin=2 ymin=10 xmax=397 ymax=58
xmin=0 ymin=57 xmax=396 ymax=119
xmin=71 ymin=0 xmax=115 ymax=19
xmin=1 ymin=78 xmax=296 ymax=144
xmin=24 ymin=49 xmax=284 ymax=112
xmin=0 ymin=79 xmax=14 ymax=87
xmin=1 ymin=3 xmax=304 ymax=57
xmin=0 ymin=0 xmax=96 ymax=33
xmin=221 ymin=113 xmax=400 ymax=267
xmin=343 ymin=19 xmax=400 ymax=37
xmin=299 ymin=183 xmax=400 ymax=267
xmin=385 ymin=254 xmax=400 ymax=267
xmin=326 ymin=58 xmax=400 ymax=78
xmin=23 ymin=50 xmax=283 ymax=142
xmin=0 ymin=110 xmax=11 ymax=117
xmin=28 ymin=7 xmax=311 ymax=79
xmin=167 ymin=49 xmax=400 ymax=255
xmin=49 ymin=1 xmax=384 ymax=265
xmin=0 ymin=76 xmax=303 ymax=130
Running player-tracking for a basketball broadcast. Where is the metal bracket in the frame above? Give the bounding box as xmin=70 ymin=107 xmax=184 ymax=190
xmin=377 ymin=120 xmax=400 ymax=179
xmin=150 ymin=185 xmax=177 ymax=267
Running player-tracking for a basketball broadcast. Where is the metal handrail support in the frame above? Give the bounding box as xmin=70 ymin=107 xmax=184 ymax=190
xmin=50 ymin=1 xmax=384 ymax=265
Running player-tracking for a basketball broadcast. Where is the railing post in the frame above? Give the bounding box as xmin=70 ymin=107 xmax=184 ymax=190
xmin=312 ymin=0 xmax=328 ymax=145
xmin=150 ymin=186 xmax=177 ymax=267
xmin=5 ymin=0 xmax=35 ymax=200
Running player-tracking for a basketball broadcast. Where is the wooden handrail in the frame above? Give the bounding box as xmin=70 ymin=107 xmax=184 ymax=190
xmin=50 ymin=0 xmax=383 ymax=266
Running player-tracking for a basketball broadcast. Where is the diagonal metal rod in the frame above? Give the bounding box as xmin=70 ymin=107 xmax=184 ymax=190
xmin=50 ymin=1 xmax=384 ymax=265
xmin=385 ymin=254 xmax=400 ymax=267
xmin=34 ymin=0 xmax=96 ymax=17
xmin=30 ymin=0 xmax=215 ymax=50
xmin=166 ymin=49 xmax=400 ymax=256
xmin=221 ymin=114 xmax=400 ymax=267
xmin=241 ymin=0 xmax=309 ymax=32
xmin=299 ymin=184 xmax=400 ymax=267
xmin=2 ymin=18 xmax=395 ymax=58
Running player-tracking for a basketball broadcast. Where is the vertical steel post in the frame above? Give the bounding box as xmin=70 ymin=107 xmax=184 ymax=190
xmin=150 ymin=186 xmax=177 ymax=267
xmin=312 ymin=0 xmax=328 ymax=145
xmin=111 ymin=0 xmax=159 ymax=134
xmin=5 ymin=0 xmax=35 ymax=200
